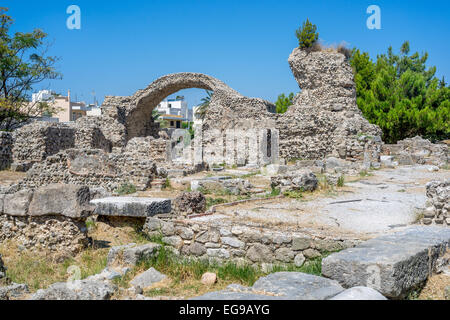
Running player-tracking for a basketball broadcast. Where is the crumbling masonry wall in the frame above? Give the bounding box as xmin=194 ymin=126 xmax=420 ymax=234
xmin=0 ymin=132 xmax=12 ymax=170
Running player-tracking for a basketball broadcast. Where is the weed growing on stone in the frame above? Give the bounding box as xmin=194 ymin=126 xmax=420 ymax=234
xmin=359 ymin=170 xmax=373 ymax=177
xmin=162 ymin=178 xmax=172 ymax=190
xmin=115 ymin=183 xmax=137 ymax=195
xmin=269 ymin=187 xmax=281 ymax=197
xmin=337 ymin=175 xmax=345 ymax=187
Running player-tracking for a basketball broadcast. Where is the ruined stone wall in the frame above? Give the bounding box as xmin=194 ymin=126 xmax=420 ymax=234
xmin=0 ymin=132 xmax=12 ymax=170
xmin=12 ymin=122 xmax=76 ymax=164
xmin=422 ymin=180 xmax=449 ymax=226
xmin=275 ymin=48 xmax=382 ymax=161
xmin=0 ymin=184 xmax=94 ymax=258
xmin=144 ymin=217 xmax=361 ymax=267
xmin=383 ymin=136 xmax=449 ymax=167
xmin=124 ymin=136 xmax=169 ymax=163
xmin=17 ymin=148 xmax=160 ymax=192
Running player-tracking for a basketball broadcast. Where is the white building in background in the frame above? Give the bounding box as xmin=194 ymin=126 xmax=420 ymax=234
xmin=31 ymin=89 xmax=102 ymax=122
xmin=155 ymin=97 xmax=193 ymax=122
xmin=193 ymin=105 xmax=203 ymax=128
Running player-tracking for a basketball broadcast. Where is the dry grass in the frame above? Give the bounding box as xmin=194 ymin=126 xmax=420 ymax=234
xmin=0 ymin=240 xmax=108 ymax=292
xmin=0 ymin=170 xmax=26 ymax=185
xmin=417 ymin=274 xmax=450 ymax=300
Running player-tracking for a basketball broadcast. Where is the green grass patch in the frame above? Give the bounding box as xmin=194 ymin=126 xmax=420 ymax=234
xmin=283 ymin=190 xmax=304 ymax=199
xmin=205 ymin=197 xmax=228 ymax=209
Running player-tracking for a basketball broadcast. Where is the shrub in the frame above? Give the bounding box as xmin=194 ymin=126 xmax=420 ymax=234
xmin=337 ymin=44 xmax=352 ymax=59
xmin=295 ymin=18 xmax=319 ymax=49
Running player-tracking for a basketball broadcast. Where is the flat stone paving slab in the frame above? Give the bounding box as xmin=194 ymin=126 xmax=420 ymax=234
xmin=192 ymin=272 xmax=344 ymax=300
xmin=90 ymin=197 xmax=171 ymax=217
xmin=322 ymin=226 xmax=450 ymax=299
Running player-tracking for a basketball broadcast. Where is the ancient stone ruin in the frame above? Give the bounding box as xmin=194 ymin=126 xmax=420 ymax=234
xmin=0 ymin=46 xmax=449 ymax=301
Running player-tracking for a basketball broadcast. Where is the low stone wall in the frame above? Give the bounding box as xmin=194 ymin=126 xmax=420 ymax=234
xmin=144 ymin=217 xmax=361 ymax=267
xmin=383 ymin=136 xmax=449 ymax=167
xmin=423 ymin=180 xmax=450 ymax=226
xmin=0 ymin=132 xmax=12 ymax=170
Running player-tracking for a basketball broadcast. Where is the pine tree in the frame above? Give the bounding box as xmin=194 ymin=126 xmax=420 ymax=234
xmin=350 ymin=42 xmax=449 ymax=143
xmin=295 ymin=18 xmax=319 ymax=49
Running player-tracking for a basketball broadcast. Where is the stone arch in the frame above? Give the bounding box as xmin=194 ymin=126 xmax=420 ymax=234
xmin=124 ymin=72 xmax=241 ymax=140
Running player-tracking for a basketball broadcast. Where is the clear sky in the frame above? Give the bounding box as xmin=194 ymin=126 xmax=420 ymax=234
xmin=4 ymin=0 xmax=450 ymax=108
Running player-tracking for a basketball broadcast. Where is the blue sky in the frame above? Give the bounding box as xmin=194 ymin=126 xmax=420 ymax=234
xmin=4 ymin=0 xmax=450 ymax=108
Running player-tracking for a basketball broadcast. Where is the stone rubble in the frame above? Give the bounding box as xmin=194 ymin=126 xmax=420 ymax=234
xmin=270 ymin=169 xmax=318 ymax=192
xmin=129 ymin=267 xmax=168 ymax=290
xmin=422 ymin=180 xmax=450 ymax=226
xmin=31 ymin=280 xmax=116 ymax=300
xmin=172 ymin=191 xmax=206 ymax=216
xmin=106 ymin=243 xmax=161 ymax=267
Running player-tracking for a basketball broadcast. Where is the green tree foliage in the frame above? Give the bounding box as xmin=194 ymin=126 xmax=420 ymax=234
xmin=350 ymin=41 xmax=449 ymax=143
xmin=275 ymin=93 xmax=294 ymax=114
xmin=0 ymin=8 xmax=61 ymax=130
xmin=194 ymin=90 xmax=213 ymax=119
xmin=295 ymin=18 xmax=319 ymax=49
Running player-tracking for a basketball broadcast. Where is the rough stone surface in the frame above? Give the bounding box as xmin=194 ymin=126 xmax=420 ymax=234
xmin=322 ymin=226 xmax=450 ymax=299
xmin=193 ymin=272 xmax=344 ymax=300
xmin=2 ymin=190 xmax=33 ymax=216
xmin=129 ymin=267 xmax=167 ymax=290
xmin=172 ymin=191 xmax=206 ymax=216
xmin=18 ymin=148 xmax=161 ymax=192
xmin=91 ymin=197 xmax=171 ymax=217
xmin=201 ymin=272 xmax=217 ymax=286
xmin=383 ymin=136 xmax=449 ymax=168
xmin=147 ymin=216 xmax=358 ymax=266
xmin=271 ymin=170 xmax=318 ymax=192
xmin=422 ymin=180 xmax=449 ymax=226
xmin=31 ymin=280 xmax=116 ymax=300
xmin=0 ymin=283 xmax=29 ymax=300
xmin=0 ymin=215 xmax=89 ymax=257
xmin=0 ymin=254 xmax=5 ymax=279
xmin=28 ymin=184 xmax=94 ymax=218
xmin=329 ymin=286 xmax=387 ymax=300
xmin=107 ymin=243 xmax=161 ymax=267
xmin=0 ymin=132 xmax=12 ymax=170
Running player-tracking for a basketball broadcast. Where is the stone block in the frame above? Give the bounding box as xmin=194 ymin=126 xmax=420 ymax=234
xmin=3 ymin=190 xmax=33 ymax=216
xmin=28 ymin=184 xmax=93 ymax=218
xmin=91 ymin=197 xmax=171 ymax=217
xmin=130 ymin=267 xmax=167 ymax=290
xmin=107 ymin=243 xmax=161 ymax=267
xmin=329 ymin=286 xmax=387 ymax=300
xmin=322 ymin=226 xmax=450 ymax=299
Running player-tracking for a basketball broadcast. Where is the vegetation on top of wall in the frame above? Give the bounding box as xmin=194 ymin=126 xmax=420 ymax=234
xmin=295 ymin=18 xmax=319 ymax=49
xmin=275 ymin=93 xmax=294 ymax=114
xmin=350 ymin=41 xmax=450 ymax=143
